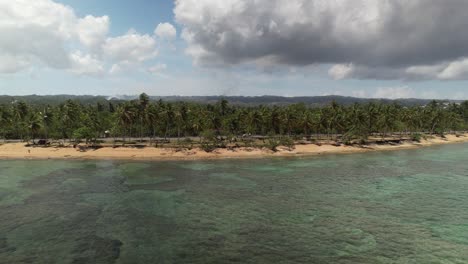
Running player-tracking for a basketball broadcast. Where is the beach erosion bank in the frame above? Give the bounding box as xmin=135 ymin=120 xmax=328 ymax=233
xmin=0 ymin=134 xmax=467 ymax=161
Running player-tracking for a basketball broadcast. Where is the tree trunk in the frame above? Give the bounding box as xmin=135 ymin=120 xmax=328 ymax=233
xmin=151 ymin=127 xmax=156 ymax=146
xmin=431 ymin=122 xmax=437 ymax=135
xmin=177 ymin=126 xmax=180 ymax=142
xmin=164 ymin=123 xmax=169 ymax=141
xmin=139 ymin=117 xmax=143 ymax=143
xmin=123 ymin=127 xmax=126 ymax=145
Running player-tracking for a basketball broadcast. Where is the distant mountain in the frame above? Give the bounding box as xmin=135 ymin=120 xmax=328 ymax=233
xmin=0 ymin=94 xmax=463 ymax=107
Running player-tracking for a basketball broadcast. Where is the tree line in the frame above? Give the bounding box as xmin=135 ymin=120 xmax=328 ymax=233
xmin=0 ymin=93 xmax=467 ymax=147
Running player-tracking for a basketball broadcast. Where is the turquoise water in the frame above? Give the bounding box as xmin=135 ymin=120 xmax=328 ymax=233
xmin=1 ymin=144 xmax=468 ymax=263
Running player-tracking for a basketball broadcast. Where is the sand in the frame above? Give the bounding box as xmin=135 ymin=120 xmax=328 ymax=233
xmin=0 ymin=134 xmax=466 ymax=161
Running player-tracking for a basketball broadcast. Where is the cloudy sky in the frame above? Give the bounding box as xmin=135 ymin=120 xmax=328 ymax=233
xmin=1 ymin=0 xmax=468 ymax=99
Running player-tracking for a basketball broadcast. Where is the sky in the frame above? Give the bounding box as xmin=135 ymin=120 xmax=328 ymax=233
xmin=1 ymin=0 xmax=468 ymax=99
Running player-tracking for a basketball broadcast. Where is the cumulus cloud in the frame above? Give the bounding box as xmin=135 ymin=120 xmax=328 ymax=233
xmin=76 ymin=15 xmax=110 ymax=53
xmin=0 ymin=0 xmax=158 ymax=76
xmin=147 ymin=63 xmax=167 ymax=75
xmin=329 ymin=64 xmax=355 ymax=80
xmin=0 ymin=0 xmax=76 ymax=71
xmin=103 ymin=30 xmax=157 ymax=63
xmin=175 ymin=0 xmax=468 ymax=80
xmin=436 ymin=59 xmax=468 ymax=80
xmin=154 ymin=23 xmax=177 ymax=40
xmin=102 ymin=30 xmax=158 ymax=74
xmin=68 ymin=51 xmax=105 ymax=77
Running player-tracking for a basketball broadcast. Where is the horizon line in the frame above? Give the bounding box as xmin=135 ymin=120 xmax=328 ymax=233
xmin=0 ymin=94 xmax=465 ymax=101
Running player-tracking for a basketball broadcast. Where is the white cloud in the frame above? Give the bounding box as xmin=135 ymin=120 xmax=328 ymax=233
xmin=437 ymin=58 xmax=468 ymax=80
xmin=405 ymin=64 xmax=446 ymax=79
xmin=147 ymin=63 xmax=167 ymax=75
xmin=328 ymin=64 xmax=405 ymax=80
xmin=330 ymin=87 xmax=442 ymax=99
xmin=108 ymin=61 xmax=141 ymax=75
xmin=103 ymin=30 xmax=157 ymax=63
xmin=102 ymin=30 xmax=158 ymax=75
xmin=76 ymin=15 xmax=110 ymax=53
xmin=0 ymin=0 xmax=76 ymax=37
xmin=0 ymin=0 xmax=160 ymax=77
xmin=330 ymin=57 xmax=468 ymax=81
xmin=154 ymin=22 xmax=177 ymax=40
xmin=109 ymin=64 xmax=123 ymax=75
xmin=0 ymin=0 xmax=76 ymax=71
xmin=68 ymin=51 xmax=105 ymax=77
xmin=328 ymin=64 xmax=355 ymax=80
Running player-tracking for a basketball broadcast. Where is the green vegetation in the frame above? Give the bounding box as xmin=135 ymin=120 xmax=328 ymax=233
xmin=0 ymin=94 xmax=467 ymax=150
xmin=0 ymin=94 xmax=461 ymax=107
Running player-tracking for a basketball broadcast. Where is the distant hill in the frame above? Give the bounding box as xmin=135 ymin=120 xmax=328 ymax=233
xmin=0 ymin=95 xmax=112 ymax=106
xmin=0 ymin=94 xmax=463 ymax=107
xmin=148 ymin=95 xmax=461 ymax=107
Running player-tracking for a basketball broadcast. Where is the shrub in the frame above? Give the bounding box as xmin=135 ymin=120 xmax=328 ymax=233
xmin=178 ymin=138 xmax=194 ymax=150
xmin=265 ymin=137 xmax=280 ymax=152
xmin=200 ymin=130 xmax=217 ymax=152
xmin=73 ymin=127 xmax=95 ymax=144
xmin=201 ymin=130 xmax=216 ymax=141
xmin=241 ymin=138 xmax=255 ymax=148
xmin=411 ymin=133 xmax=422 ymax=142
xmin=200 ymin=142 xmax=217 ymax=152
xmin=280 ymin=137 xmax=295 ymax=150
xmin=292 ymin=135 xmax=303 ymax=140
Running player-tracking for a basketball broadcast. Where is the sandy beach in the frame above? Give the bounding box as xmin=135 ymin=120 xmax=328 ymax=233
xmin=0 ymin=134 xmax=466 ymax=161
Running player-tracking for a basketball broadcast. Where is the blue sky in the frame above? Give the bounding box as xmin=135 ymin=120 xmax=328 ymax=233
xmin=1 ymin=0 xmax=468 ymax=99
xmin=60 ymin=0 xmax=176 ymax=35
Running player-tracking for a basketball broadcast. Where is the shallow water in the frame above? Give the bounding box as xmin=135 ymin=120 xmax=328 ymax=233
xmin=1 ymin=144 xmax=468 ymax=263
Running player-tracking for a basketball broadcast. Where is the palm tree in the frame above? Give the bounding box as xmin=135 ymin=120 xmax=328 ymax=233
xmin=158 ymin=102 xmax=174 ymax=141
xmin=27 ymin=112 xmax=42 ymax=144
xmin=345 ymin=103 xmax=368 ymax=142
xmin=0 ymin=106 xmax=11 ymax=142
xmin=173 ymin=106 xmax=184 ymax=142
xmin=377 ymin=104 xmax=397 ymax=140
xmin=41 ymin=106 xmax=53 ymax=141
xmin=116 ymin=102 xmax=136 ymax=143
xmin=138 ymin=93 xmax=150 ymax=142
xmin=281 ymin=106 xmax=297 ymax=136
xmin=146 ymin=104 xmax=160 ymax=145
xmin=365 ymin=102 xmax=380 ymax=136
xmin=245 ymin=110 xmax=262 ymax=135
xmin=83 ymin=107 xmax=102 ymax=145
xmin=0 ymin=97 xmax=467 ymax=147
xmin=270 ymin=106 xmax=282 ymax=135
xmin=299 ymin=110 xmax=314 ymax=138
xmin=60 ymin=100 xmax=81 ymax=142
xmin=11 ymin=101 xmax=29 ymax=140
xmin=192 ymin=115 xmax=206 ymax=142
xmin=322 ymin=101 xmax=342 ymax=142
xmin=398 ymin=108 xmax=413 ymax=138
xmin=219 ymin=99 xmax=229 ymax=117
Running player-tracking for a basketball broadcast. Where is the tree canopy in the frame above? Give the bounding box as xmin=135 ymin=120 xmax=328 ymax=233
xmin=0 ymin=95 xmax=466 ymax=146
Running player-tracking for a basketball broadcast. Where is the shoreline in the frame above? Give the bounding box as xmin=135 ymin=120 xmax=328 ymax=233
xmin=0 ymin=134 xmax=466 ymax=161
